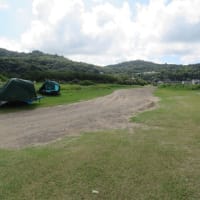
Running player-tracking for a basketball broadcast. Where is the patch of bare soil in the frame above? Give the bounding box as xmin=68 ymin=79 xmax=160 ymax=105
xmin=0 ymin=87 xmax=158 ymax=148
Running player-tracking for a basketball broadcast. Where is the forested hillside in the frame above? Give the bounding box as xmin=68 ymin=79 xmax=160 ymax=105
xmin=105 ymin=60 xmax=200 ymax=82
xmin=1 ymin=48 xmax=200 ymax=84
xmin=0 ymin=48 xmax=100 ymax=73
xmin=0 ymin=48 xmax=117 ymax=83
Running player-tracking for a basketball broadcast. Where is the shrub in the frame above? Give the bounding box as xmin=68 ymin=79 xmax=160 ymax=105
xmin=79 ymin=80 xmax=95 ymax=86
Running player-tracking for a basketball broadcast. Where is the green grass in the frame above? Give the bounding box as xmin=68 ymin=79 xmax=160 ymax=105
xmin=0 ymin=87 xmax=200 ymax=199
xmin=0 ymin=84 xmax=134 ymax=113
xmin=36 ymin=84 xmax=134 ymax=107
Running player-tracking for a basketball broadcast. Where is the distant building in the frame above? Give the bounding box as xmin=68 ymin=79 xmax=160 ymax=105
xmin=192 ymin=79 xmax=200 ymax=85
xmin=182 ymin=80 xmax=191 ymax=85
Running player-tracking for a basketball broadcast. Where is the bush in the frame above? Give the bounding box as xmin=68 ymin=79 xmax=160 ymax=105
xmin=159 ymin=83 xmax=200 ymax=90
xmin=70 ymin=79 xmax=80 ymax=84
xmin=79 ymin=80 xmax=95 ymax=86
xmin=0 ymin=74 xmax=7 ymax=82
xmin=117 ymin=78 xmax=147 ymax=86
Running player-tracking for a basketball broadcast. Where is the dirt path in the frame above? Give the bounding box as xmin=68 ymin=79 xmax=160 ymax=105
xmin=0 ymin=87 xmax=158 ymax=148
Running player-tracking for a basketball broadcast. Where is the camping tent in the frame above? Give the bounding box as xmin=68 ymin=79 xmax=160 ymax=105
xmin=39 ymin=80 xmax=60 ymax=95
xmin=0 ymin=78 xmax=38 ymax=103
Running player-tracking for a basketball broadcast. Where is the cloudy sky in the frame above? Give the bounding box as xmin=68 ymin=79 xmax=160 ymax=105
xmin=0 ymin=0 xmax=200 ymax=65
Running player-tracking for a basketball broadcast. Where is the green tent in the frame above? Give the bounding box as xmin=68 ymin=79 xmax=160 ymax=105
xmin=39 ymin=80 xmax=60 ymax=95
xmin=0 ymin=78 xmax=38 ymax=103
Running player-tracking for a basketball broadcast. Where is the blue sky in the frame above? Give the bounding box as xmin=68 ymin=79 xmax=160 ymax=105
xmin=0 ymin=0 xmax=32 ymax=38
xmin=0 ymin=0 xmax=200 ymax=65
xmin=0 ymin=0 xmax=148 ymax=38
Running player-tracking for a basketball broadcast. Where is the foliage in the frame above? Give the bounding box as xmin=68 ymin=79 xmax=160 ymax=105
xmin=0 ymin=48 xmax=149 ymax=85
xmin=0 ymin=74 xmax=7 ymax=82
xmin=79 ymin=80 xmax=95 ymax=85
xmin=105 ymin=60 xmax=200 ymax=82
xmin=0 ymin=48 xmax=117 ymax=84
xmin=1 ymin=48 xmax=200 ymax=84
xmin=159 ymin=83 xmax=200 ymax=90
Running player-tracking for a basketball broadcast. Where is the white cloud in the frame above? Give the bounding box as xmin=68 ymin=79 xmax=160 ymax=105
xmin=0 ymin=2 xmax=9 ymax=10
xmin=0 ymin=1 xmax=9 ymax=9
xmin=0 ymin=37 xmax=21 ymax=51
xmin=131 ymin=0 xmax=200 ymax=64
xmin=1 ymin=0 xmax=200 ymax=65
xmin=20 ymin=0 xmax=137 ymax=65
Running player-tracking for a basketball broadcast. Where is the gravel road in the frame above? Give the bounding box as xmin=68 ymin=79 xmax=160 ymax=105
xmin=0 ymin=87 xmax=158 ymax=148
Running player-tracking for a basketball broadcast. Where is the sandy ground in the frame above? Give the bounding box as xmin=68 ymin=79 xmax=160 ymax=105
xmin=0 ymin=87 xmax=158 ymax=149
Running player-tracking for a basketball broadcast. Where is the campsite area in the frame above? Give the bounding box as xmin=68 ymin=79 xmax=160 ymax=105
xmin=1 ymin=0 xmax=200 ymax=198
xmin=0 ymin=85 xmax=200 ymax=199
xmin=0 ymin=86 xmax=157 ymax=148
xmin=0 ymin=84 xmax=134 ymax=112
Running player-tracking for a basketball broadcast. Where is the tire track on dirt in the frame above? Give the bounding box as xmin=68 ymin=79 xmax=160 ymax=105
xmin=0 ymin=87 xmax=158 ymax=148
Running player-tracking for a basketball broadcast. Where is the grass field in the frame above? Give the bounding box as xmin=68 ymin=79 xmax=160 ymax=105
xmin=0 ymin=87 xmax=200 ymax=199
xmin=0 ymin=84 xmax=133 ymax=113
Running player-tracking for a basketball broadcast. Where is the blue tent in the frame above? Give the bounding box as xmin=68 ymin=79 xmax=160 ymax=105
xmin=39 ymin=80 xmax=60 ymax=95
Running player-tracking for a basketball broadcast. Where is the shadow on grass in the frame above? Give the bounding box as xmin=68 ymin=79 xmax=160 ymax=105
xmin=0 ymin=101 xmax=39 ymax=113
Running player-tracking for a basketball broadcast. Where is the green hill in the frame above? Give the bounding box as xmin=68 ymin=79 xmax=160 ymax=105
xmin=105 ymin=60 xmax=199 ymax=74
xmin=1 ymin=48 xmax=200 ymax=83
xmin=0 ymin=49 xmax=119 ymax=83
xmin=104 ymin=60 xmax=200 ymax=82
xmin=0 ymin=48 xmax=101 ymax=77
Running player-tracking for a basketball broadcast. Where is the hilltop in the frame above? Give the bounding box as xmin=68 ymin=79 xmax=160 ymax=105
xmin=105 ymin=60 xmax=200 ymax=82
xmin=0 ymin=48 xmax=100 ymax=78
xmin=0 ymin=48 xmax=119 ymax=83
xmin=105 ymin=60 xmax=200 ymax=74
xmin=0 ymin=48 xmax=200 ymax=83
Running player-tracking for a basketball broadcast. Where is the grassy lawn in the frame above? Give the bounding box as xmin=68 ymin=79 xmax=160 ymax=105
xmin=0 ymin=87 xmax=200 ymax=199
xmin=0 ymin=84 xmax=133 ymax=113
xmin=37 ymin=84 xmax=134 ymax=107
